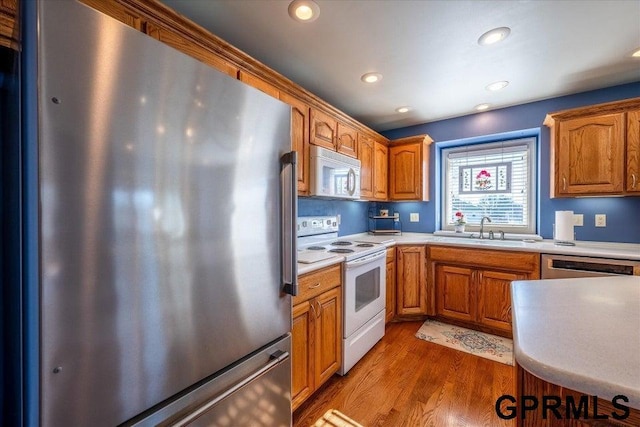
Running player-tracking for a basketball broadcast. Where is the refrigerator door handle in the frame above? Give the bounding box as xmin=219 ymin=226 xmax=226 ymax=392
xmin=169 ymin=350 xmax=291 ymax=426
xmin=281 ymin=151 xmax=298 ymax=296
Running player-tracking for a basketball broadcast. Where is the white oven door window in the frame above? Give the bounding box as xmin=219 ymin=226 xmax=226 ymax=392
xmin=355 ymin=267 xmax=381 ymax=311
xmin=344 ymin=255 xmax=386 ymax=338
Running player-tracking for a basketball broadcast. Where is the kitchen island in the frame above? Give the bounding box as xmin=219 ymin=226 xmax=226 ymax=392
xmin=511 ymin=276 xmax=640 ymax=426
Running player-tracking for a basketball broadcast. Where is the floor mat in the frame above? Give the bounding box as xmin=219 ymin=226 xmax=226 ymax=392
xmin=415 ymin=319 xmax=513 ymax=365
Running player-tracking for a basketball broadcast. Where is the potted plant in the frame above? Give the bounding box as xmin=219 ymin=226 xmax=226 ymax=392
xmin=454 ymin=211 xmax=466 ymax=233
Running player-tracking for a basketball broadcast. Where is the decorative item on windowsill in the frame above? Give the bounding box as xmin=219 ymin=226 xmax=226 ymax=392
xmin=454 ymin=211 xmax=466 ymax=233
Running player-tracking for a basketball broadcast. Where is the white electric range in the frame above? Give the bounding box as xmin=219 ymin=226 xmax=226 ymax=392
xmin=297 ymin=216 xmax=387 ymax=375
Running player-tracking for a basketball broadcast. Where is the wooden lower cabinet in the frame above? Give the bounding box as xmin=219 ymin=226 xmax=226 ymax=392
xmin=429 ymin=246 xmax=539 ymax=337
xmin=385 ymin=247 xmax=396 ymax=323
xmin=435 ymin=264 xmax=475 ymax=323
xmin=516 ymin=362 xmax=640 ymax=427
xmin=477 ymin=269 xmax=524 ymax=333
xmin=292 ymin=265 xmax=342 ymax=411
xmin=396 ymin=245 xmax=427 ymax=316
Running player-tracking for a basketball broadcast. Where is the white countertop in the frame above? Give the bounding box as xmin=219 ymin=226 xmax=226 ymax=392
xmin=297 ymin=232 xmax=640 ymax=275
xmin=349 ymin=232 xmax=640 ymax=259
xmin=511 ymin=276 xmax=640 ymax=409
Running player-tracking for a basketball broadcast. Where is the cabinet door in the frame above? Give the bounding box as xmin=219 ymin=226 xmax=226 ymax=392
xmin=556 ymin=113 xmax=625 ymax=195
xmin=373 ymin=141 xmax=388 ymax=200
xmin=385 ymin=259 xmax=396 ymax=324
xmin=310 ymin=109 xmax=337 ymax=150
xmin=389 ymin=143 xmax=422 ymax=200
xmin=477 ymin=270 xmax=522 ymax=334
xmin=396 ymin=246 xmax=427 ymax=316
xmin=627 ymin=109 xmax=640 ymax=193
xmin=239 ymin=70 xmax=279 ymax=98
xmin=292 ymin=301 xmax=314 ymax=411
xmin=336 ymin=122 xmax=358 ymax=158
xmin=145 ymin=22 xmax=239 ymax=78
xmin=279 ymin=93 xmax=310 ymax=195
xmin=434 ymin=264 xmax=475 ymax=322
xmin=0 ymin=0 xmax=17 ymax=50
xmin=314 ymin=287 xmax=342 ymax=387
xmin=358 ymin=133 xmax=375 ymax=199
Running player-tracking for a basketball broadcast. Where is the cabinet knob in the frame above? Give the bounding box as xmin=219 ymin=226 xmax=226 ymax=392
xmin=632 ymin=173 xmax=637 ymax=190
xmin=562 ymin=176 xmax=567 ymax=191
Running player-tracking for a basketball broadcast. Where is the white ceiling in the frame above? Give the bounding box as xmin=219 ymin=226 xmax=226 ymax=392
xmin=161 ymin=0 xmax=640 ymax=132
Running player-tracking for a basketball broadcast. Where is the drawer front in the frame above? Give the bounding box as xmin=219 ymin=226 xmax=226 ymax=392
xmin=295 ymin=264 xmax=341 ymax=305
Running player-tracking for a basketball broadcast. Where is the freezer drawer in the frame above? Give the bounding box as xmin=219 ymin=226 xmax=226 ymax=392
xmin=129 ymin=334 xmax=292 ymax=427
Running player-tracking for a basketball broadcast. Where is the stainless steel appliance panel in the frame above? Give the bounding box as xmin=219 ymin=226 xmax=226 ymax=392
xmin=541 ymin=254 xmax=640 ymax=279
xmin=132 ymin=335 xmax=291 ymax=427
xmin=39 ymin=1 xmax=291 ymax=425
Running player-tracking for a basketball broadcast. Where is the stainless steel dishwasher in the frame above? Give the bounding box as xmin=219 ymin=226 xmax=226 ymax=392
xmin=541 ymin=254 xmax=640 ymax=278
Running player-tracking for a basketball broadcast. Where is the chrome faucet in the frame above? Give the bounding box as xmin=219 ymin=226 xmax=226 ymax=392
xmin=479 ymin=216 xmax=492 ymax=239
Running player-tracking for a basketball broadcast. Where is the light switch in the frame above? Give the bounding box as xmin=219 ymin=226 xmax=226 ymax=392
xmin=595 ymin=214 xmax=606 ymax=227
xmin=410 ymin=213 xmax=419 ymax=222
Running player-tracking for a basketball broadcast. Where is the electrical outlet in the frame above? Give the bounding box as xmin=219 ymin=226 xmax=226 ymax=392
xmin=410 ymin=213 xmax=419 ymax=222
xmin=573 ymin=214 xmax=583 ymax=226
xmin=595 ymin=214 xmax=606 ymax=227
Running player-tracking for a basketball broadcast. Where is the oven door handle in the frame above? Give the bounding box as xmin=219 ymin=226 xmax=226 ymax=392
xmin=345 ymin=250 xmax=386 ymax=267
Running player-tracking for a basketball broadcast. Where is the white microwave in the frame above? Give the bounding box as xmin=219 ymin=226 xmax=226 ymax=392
xmin=309 ymin=145 xmax=361 ymax=199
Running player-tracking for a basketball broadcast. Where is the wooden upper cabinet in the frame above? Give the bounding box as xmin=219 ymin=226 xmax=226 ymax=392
xmin=336 ymin=122 xmax=358 ymax=158
xmin=358 ymin=133 xmax=375 ymax=199
xmin=279 ymin=93 xmax=310 ymax=195
xmin=81 ymin=0 xmax=144 ymax=31
xmin=545 ymin=97 xmax=640 ymax=197
xmin=555 ymin=113 xmax=625 ymax=195
xmin=144 ymin=22 xmax=239 ymax=78
xmin=389 ymin=134 xmax=432 ymax=201
xmin=0 ymin=0 xmax=18 ymax=50
xmin=81 ymin=0 xmax=239 ymax=79
xmin=310 ymin=109 xmax=337 ymax=150
xmin=239 ymin=70 xmax=279 ymax=98
xmin=627 ymin=109 xmax=640 ymax=193
xmin=373 ymin=140 xmax=388 ymax=200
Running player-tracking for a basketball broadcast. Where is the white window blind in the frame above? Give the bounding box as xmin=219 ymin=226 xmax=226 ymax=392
xmin=442 ymin=138 xmax=536 ymax=234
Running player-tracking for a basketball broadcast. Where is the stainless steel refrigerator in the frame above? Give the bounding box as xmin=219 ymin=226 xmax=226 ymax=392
xmin=31 ymin=0 xmax=297 ymax=425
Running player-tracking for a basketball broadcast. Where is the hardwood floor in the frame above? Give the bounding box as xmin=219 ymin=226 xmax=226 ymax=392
xmin=293 ymin=321 xmax=516 ymax=427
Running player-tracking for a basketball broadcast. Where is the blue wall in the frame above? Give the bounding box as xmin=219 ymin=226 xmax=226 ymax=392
xmin=381 ymin=82 xmax=640 ymax=244
xmin=300 ymin=83 xmax=640 ymax=242
xmin=298 ymin=197 xmax=370 ymax=236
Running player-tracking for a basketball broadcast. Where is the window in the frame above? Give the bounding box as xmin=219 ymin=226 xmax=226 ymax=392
xmin=442 ymin=137 xmax=537 ymax=234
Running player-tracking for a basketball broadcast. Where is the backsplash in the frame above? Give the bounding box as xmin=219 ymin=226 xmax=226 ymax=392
xmin=298 ymin=197 xmax=369 ymax=236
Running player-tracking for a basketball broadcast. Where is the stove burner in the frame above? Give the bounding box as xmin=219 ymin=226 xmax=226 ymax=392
xmin=328 ymin=248 xmax=355 ymax=254
xmin=306 ymin=246 xmax=326 ymax=251
xmin=331 ymin=241 xmax=353 ymax=246
xmin=356 ymin=243 xmax=374 ymax=247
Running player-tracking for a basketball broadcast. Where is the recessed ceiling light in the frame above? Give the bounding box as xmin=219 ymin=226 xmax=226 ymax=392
xmin=361 ymin=72 xmax=383 ymax=83
xmin=288 ymin=0 xmax=320 ymax=23
xmin=632 ymin=48 xmax=640 ymax=58
xmin=486 ymin=81 xmax=509 ymax=91
xmin=396 ymin=106 xmax=411 ymax=113
xmin=478 ymin=27 xmax=511 ymax=46
xmin=475 ymin=103 xmax=491 ymax=111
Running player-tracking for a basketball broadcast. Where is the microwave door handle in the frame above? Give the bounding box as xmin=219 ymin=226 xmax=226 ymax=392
xmin=347 ymin=168 xmax=356 ymax=196
xmin=281 ymin=151 xmax=298 ymax=296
